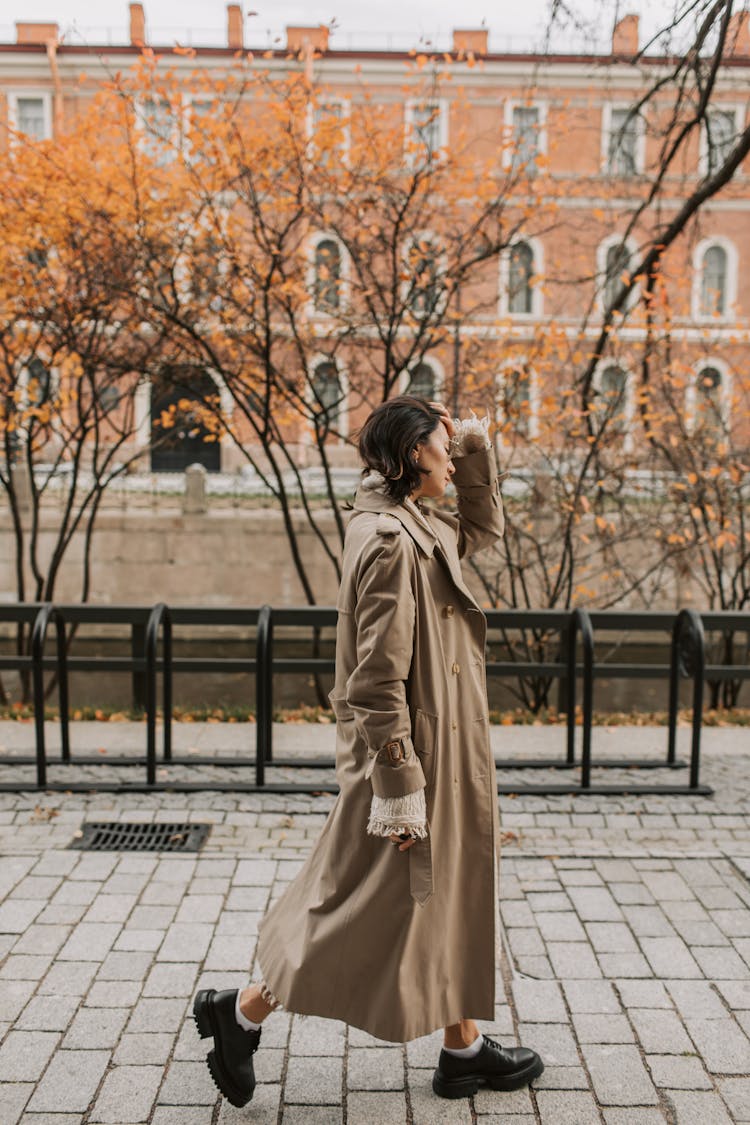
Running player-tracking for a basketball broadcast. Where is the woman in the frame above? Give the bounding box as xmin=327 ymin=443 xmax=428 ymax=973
xmin=193 ymin=396 xmax=543 ymax=1105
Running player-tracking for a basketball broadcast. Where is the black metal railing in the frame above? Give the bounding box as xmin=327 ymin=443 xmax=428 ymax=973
xmin=0 ymin=603 xmax=747 ymax=795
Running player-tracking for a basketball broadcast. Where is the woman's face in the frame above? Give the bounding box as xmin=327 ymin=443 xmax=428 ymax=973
xmin=411 ymin=422 xmax=455 ymax=500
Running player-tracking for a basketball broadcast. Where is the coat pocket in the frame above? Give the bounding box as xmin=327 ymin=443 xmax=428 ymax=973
xmin=412 ymin=708 xmax=438 ymax=788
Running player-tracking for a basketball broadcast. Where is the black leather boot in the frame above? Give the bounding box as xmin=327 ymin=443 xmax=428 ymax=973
xmin=193 ymin=988 xmax=261 ymax=1107
xmin=433 ymin=1034 xmax=544 ymax=1099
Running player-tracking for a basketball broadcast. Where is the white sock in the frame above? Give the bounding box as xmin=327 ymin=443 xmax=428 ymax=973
xmin=444 ymin=1032 xmax=483 ymax=1058
xmin=235 ymin=989 xmax=262 ymax=1032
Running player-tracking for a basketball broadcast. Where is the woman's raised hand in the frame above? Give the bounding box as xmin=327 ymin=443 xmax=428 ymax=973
xmin=428 ymin=401 xmax=455 ymax=440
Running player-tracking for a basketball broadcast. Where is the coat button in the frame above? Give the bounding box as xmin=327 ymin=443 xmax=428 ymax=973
xmin=386 ymin=741 xmax=404 ymax=763
xmin=442 ymin=605 xmax=455 ymax=618
xmin=451 ymin=721 xmax=457 ymax=731
xmin=452 ymin=662 xmax=460 ymax=675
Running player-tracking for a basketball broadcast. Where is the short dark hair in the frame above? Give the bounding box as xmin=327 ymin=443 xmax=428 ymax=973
xmin=357 ymin=395 xmax=443 ymax=502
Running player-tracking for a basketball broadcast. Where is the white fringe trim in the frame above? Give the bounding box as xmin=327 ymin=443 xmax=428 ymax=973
xmin=450 ymin=412 xmax=491 ymax=457
xmin=367 ymin=788 xmax=428 ymax=838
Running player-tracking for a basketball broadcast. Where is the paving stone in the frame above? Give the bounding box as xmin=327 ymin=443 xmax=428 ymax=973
xmin=511 ymin=980 xmax=567 ymax=1023
xmin=621 ymin=906 xmax=677 ymax=938
xmin=598 ymin=952 xmax=653 ymax=978
xmin=0 ymin=1083 xmax=33 ymax=1125
xmin=26 ymin=1049 xmax=110 ymax=1113
xmin=693 ymin=946 xmax=750 ymax=979
xmin=666 ymin=980 xmax=727 ymax=1020
xmin=113 ymin=1032 xmax=174 ymax=1065
xmin=150 ymin=1108 xmax=214 ymax=1125
xmin=284 ymin=1055 xmax=343 ymax=1104
xmin=233 ymin=859 xmax=277 ymax=886
xmin=536 ymin=1089 xmax=601 ymax=1124
xmin=535 ymin=912 xmax=587 ymax=942
xmin=90 ymin=1064 xmax=162 ymax=1123
xmin=640 ymin=937 xmax=702 ymax=979
xmin=582 ymin=1044 xmax=659 ymax=1106
xmin=409 ymin=1081 xmax=473 ymax=1123
xmin=717 ymin=1077 xmax=750 ymax=1122
xmin=685 ymin=1017 xmax=750 ymax=1074
xmin=0 ymin=1031 xmax=60 ymax=1082
xmin=16 ymin=995 xmax=79 ymax=1031
xmin=615 ymin=980 xmax=670 ymax=1008
xmin=12 ymin=923 xmax=71 ymax=956
xmin=38 ymin=961 xmax=98 ymax=996
xmin=62 ymin=1006 xmax=129 ymax=1049
xmin=126 ymin=998 xmax=188 ymax=1033
xmin=346 ymin=1091 xmax=409 ymax=1125
xmin=114 ymin=929 xmax=164 ymax=953
xmin=18 ymin=1115 xmax=84 ymax=1125
xmin=57 ymin=923 xmax=121 ymax=962
xmin=646 ymin=1054 xmax=713 ymax=1090
xmin=279 ymin=1108 xmax=343 ymax=1125
xmin=507 ymin=928 xmax=546 ymax=956
xmin=602 ymin=1112 xmax=667 ymax=1125
xmin=567 ymin=887 xmax=623 ymax=922
xmin=563 ymin=980 xmax=620 ymax=1014
xmin=158 ymin=1059 xmax=217 ymax=1105
xmin=472 ymin=1087 xmax=534 ymax=1115
xmin=217 ymin=1081 xmax=280 ymax=1123
xmin=96 ymin=950 xmax=154 ymax=981
xmin=716 ymin=979 xmax=750 ymax=1010
xmin=143 ymin=963 xmax=198 ymax=997
xmin=83 ymin=894 xmax=138 ymax=924
xmin=663 ymin=1090 xmax=733 ymax=1124
xmin=0 ymin=980 xmax=38 ymax=1022
xmin=347 ymin=1046 xmax=404 ymax=1090
xmin=202 ymin=936 xmax=253 ymax=972
xmin=586 ymin=922 xmax=639 ymax=953
xmin=86 ymin=981 xmax=143 ymax=1008
xmin=629 ymin=1008 xmax=694 ymax=1054
xmin=517 ymin=1023 xmax=579 ymax=1067
xmin=157 ymin=924 xmax=214 ymax=963
xmin=51 ymin=882 xmax=102 ymax=907
xmin=0 ymin=899 xmax=46 ymax=933
xmin=572 ymin=1013 xmax=634 ymax=1043
xmin=174 ymin=895 xmax=224 ymax=924
xmin=547 ymin=942 xmax=603 ymax=979
xmin=288 ymin=1015 xmax=347 ymax=1056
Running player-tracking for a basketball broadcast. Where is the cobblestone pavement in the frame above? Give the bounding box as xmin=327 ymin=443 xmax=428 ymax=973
xmin=1 ymin=722 xmax=750 ymax=1124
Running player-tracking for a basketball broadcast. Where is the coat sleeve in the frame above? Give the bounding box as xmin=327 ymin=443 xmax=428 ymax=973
xmin=450 ymin=419 xmax=506 ymax=560
xmin=345 ymin=518 xmax=427 ymax=801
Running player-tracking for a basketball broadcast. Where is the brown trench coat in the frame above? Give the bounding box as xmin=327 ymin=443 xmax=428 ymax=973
xmin=256 ymin=446 xmax=505 ymax=1042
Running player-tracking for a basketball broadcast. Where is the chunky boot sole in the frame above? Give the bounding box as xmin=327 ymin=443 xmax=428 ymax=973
xmin=192 ymin=990 xmax=255 ymax=1108
xmin=432 ymin=1054 xmax=544 ymax=1099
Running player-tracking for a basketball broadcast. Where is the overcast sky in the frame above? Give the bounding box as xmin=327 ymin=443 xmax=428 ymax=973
xmin=1 ymin=0 xmax=687 ymax=54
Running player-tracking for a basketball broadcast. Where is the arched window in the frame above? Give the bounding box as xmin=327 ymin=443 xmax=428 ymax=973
xmin=150 ymin=366 xmax=221 ymax=472
xmin=407 ymin=362 xmax=436 ymax=400
xmin=502 ymin=367 xmax=532 ymax=436
xmin=599 ymin=365 xmax=628 ymax=434
xmin=604 ymin=243 xmax=631 ymax=309
xmin=27 ymin=357 xmax=53 ymax=406
xmin=407 ymin=238 xmax=440 ymax=318
xmin=694 ymin=366 xmax=724 ymax=438
xmin=699 ymin=245 xmax=728 ymax=317
xmin=313 ymin=239 xmax=341 ymax=313
xmin=509 ymin=242 xmax=534 ymax=315
xmin=311 ymin=361 xmax=343 ymax=430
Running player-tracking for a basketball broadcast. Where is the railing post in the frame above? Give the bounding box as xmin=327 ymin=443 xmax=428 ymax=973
xmin=145 ymin=604 xmax=172 ymax=785
xmin=31 ymin=604 xmax=51 ymax=789
xmin=131 ymin=621 xmax=146 ymax=711
xmin=668 ymin=609 xmax=705 ymax=788
xmin=567 ymin=609 xmax=594 ymax=786
xmin=54 ymin=610 xmax=70 ymax=762
xmin=256 ymin=605 xmax=273 ymax=788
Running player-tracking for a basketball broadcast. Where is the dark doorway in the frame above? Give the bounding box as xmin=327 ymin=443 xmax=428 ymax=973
xmin=150 ymin=367 xmax=221 ymax=473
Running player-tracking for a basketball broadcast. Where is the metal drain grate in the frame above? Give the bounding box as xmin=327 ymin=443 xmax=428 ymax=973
xmin=69 ymin=821 xmax=210 ymax=852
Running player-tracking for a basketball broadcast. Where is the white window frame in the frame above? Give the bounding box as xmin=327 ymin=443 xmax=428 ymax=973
xmin=685 ymin=358 xmax=732 ymax=435
xmin=135 ymin=95 xmax=183 ymax=165
xmin=307 ymin=231 xmax=349 ymax=317
xmin=307 ymin=95 xmax=351 ymax=163
xmin=593 ymin=361 xmax=634 ymax=451
xmin=596 ymin=233 xmax=640 ymax=315
xmin=692 ymin=236 xmax=738 ymax=322
xmin=402 ymin=230 xmax=448 ymax=321
xmin=496 ymin=360 xmax=539 ymax=440
xmin=307 ymin=354 xmax=349 ymax=441
xmin=7 ymin=91 xmax=53 ymax=142
xmin=503 ymin=99 xmax=547 ymax=173
xmin=399 ymin=356 xmax=446 ymax=400
xmin=601 ymin=102 xmax=646 ymax=177
xmin=404 ymin=98 xmax=449 ymax=166
xmin=499 ymin=237 xmax=544 ymax=319
xmin=699 ymin=104 xmax=744 ymax=178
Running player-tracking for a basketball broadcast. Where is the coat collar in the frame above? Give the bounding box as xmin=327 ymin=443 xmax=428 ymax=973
xmin=352 ymin=484 xmax=437 ymax=558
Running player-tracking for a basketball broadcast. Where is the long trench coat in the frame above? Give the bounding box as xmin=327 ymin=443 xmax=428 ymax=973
xmin=256 ymin=446 xmax=505 ymax=1042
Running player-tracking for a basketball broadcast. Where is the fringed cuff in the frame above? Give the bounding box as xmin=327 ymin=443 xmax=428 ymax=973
xmin=367 ymin=788 xmax=428 ymax=839
xmin=450 ymin=412 xmax=492 ymax=457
